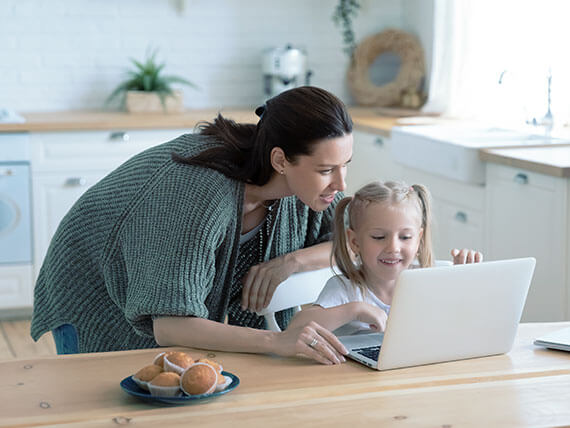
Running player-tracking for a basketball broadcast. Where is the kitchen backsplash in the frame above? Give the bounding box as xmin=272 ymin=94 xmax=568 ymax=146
xmin=0 ymin=0 xmax=427 ymax=111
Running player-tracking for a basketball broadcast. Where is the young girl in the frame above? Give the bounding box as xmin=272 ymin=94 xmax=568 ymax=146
xmin=288 ymin=180 xmax=483 ymax=336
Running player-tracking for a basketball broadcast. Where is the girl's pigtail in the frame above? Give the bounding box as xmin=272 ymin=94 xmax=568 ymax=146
xmin=412 ymin=184 xmax=434 ymax=267
xmin=332 ymin=196 xmax=366 ymax=286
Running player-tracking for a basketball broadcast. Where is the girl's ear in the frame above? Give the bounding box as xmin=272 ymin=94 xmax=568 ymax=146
xmin=270 ymin=147 xmax=287 ymax=174
xmin=346 ymin=228 xmax=360 ymax=254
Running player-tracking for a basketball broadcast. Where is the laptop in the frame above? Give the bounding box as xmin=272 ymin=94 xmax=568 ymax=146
xmin=534 ymin=327 xmax=570 ymax=352
xmin=338 ymin=257 xmax=536 ymax=370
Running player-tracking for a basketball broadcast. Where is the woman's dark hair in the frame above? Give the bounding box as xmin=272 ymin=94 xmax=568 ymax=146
xmin=172 ymin=86 xmax=353 ymax=185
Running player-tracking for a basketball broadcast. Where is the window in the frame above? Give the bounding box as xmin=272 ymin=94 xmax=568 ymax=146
xmin=426 ymin=0 xmax=570 ymax=127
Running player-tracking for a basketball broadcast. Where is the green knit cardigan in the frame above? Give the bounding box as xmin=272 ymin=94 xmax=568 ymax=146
xmin=30 ymin=133 xmax=341 ymax=353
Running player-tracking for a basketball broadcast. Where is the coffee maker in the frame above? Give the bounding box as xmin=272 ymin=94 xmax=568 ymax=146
xmin=262 ymin=45 xmax=312 ymax=99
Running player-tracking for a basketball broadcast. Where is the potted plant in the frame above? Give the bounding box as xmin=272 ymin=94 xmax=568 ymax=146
xmin=106 ymin=49 xmax=198 ymax=113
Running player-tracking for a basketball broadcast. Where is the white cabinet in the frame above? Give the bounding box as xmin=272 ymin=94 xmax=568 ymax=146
xmin=347 ymin=131 xmax=403 ymax=195
xmin=29 ymin=129 xmax=187 ymax=285
xmin=486 ymin=163 xmax=569 ymax=321
xmin=0 ymin=265 xmax=34 ymax=310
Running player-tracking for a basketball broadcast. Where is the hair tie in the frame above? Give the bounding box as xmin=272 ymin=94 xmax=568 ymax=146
xmin=255 ymin=104 xmax=266 ymax=119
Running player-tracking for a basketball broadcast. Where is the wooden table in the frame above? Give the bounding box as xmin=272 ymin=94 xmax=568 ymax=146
xmin=2 ymin=323 xmax=570 ymax=427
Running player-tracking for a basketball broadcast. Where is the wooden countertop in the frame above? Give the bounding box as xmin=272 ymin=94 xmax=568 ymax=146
xmin=1 ymin=322 xmax=570 ymax=427
xmin=0 ymin=109 xmax=260 ymax=132
xmin=3 ymin=108 xmax=570 ymax=178
xmin=0 ymin=107 xmax=398 ymax=136
xmin=480 ymin=145 xmax=570 ymax=178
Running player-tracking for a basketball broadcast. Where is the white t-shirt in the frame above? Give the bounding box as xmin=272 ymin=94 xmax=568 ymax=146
xmin=314 ymin=274 xmax=391 ymax=336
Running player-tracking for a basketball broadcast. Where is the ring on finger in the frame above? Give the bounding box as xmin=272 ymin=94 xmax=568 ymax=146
xmin=308 ymin=338 xmax=318 ymax=348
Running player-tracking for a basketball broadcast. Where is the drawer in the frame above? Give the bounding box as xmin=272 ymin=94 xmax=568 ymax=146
xmin=31 ymin=129 xmax=189 ymax=172
xmin=486 ymin=163 xmax=562 ymax=191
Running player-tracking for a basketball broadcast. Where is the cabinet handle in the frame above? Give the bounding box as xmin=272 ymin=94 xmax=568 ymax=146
xmin=374 ymin=137 xmax=384 ymax=147
xmin=109 ymin=131 xmax=130 ymax=142
xmin=0 ymin=168 xmax=14 ymax=177
xmin=65 ymin=177 xmax=87 ymax=187
xmin=513 ymin=173 xmax=528 ymax=184
xmin=454 ymin=211 xmax=468 ymax=223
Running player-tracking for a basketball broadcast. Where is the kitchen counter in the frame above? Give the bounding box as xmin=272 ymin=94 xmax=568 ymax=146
xmin=1 ymin=322 xmax=570 ymax=427
xmin=481 ymin=145 xmax=570 ymax=178
xmin=2 ymin=108 xmax=569 ymax=178
xmin=0 ymin=109 xmax=259 ymax=132
xmin=0 ymin=107 xmax=399 ymax=136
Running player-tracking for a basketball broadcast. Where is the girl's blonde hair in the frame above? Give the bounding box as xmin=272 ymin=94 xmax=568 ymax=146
xmin=332 ymin=181 xmax=434 ymax=289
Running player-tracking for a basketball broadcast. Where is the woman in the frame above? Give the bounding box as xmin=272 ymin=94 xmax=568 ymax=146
xmin=31 ymin=86 xmax=351 ymax=365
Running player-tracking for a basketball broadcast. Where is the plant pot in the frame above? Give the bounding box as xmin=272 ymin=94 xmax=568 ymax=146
xmin=125 ymin=90 xmax=184 ymax=113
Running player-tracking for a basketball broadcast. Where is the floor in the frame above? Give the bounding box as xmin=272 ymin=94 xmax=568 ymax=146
xmin=0 ymin=319 xmax=56 ymax=360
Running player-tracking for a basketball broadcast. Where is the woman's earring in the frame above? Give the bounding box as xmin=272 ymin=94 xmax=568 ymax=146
xmin=280 ymin=170 xmax=285 ymax=175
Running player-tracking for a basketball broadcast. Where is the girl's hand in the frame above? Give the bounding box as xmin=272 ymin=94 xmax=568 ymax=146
xmin=356 ymin=303 xmax=388 ymax=332
xmin=241 ymin=254 xmax=298 ymax=312
xmin=451 ymin=248 xmax=484 ymax=264
xmin=275 ymin=321 xmax=348 ymax=365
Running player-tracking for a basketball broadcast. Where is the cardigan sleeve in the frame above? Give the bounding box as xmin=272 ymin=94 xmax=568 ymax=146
xmin=103 ymin=166 xmax=238 ymax=338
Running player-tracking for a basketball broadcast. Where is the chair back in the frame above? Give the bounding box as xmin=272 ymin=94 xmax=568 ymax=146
xmin=257 ymin=267 xmax=335 ymax=332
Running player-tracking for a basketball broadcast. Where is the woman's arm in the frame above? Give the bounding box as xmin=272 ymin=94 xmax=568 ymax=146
xmin=288 ymin=302 xmax=388 ymax=333
xmin=241 ymin=241 xmax=332 ymax=312
xmin=153 ymin=316 xmax=348 ymax=365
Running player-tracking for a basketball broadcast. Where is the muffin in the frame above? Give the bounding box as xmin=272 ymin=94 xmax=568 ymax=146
xmin=198 ymin=358 xmax=223 ymax=374
xmin=132 ymin=364 xmax=163 ymax=391
xmin=164 ymin=351 xmax=194 ymax=374
xmin=215 ymin=374 xmax=233 ymax=392
xmin=197 ymin=358 xmax=229 ymax=391
xmin=152 ymin=351 xmax=172 ymax=369
xmin=180 ymin=362 xmax=218 ymax=396
xmin=148 ymin=372 xmax=182 ymax=397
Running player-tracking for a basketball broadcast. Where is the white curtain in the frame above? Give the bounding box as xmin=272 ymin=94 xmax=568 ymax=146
xmin=424 ymin=0 xmax=570 ymax=127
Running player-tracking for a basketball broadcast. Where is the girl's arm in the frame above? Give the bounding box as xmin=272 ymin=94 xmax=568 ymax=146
xmin=153 ymin=315 xmax=348 ymax=365
xmin=288 ymin=302 xmax=388 ymax=333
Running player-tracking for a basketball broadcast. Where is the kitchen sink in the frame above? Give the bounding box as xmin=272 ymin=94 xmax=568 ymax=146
xmin=389 ymin=125 xmax=570 ymax=185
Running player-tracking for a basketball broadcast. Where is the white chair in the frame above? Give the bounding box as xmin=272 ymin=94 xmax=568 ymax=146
xmin=258 ymin=260 xmax=454 ymax=332
xmin=257 ymin=266 xmax=335 ymax=332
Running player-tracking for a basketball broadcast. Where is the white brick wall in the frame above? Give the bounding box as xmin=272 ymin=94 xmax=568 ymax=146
xmin=0 ymin=0 xmax=408 ymax=111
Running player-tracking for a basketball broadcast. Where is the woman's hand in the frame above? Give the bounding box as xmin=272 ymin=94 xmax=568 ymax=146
xmin=241 ymin=253 xmax=298 ymax=312
xmin=275 ymin=321 xmax=348 ymax=365
xmin=356 ymin=303 xmax=388 ymax=332
xmin=451 ymin=248 xmax=483 ymax=264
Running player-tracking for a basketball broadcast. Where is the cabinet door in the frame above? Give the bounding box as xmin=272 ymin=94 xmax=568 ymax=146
xmin=0 ymin=265 xmax=34 ymax=309
xmin=32 ymin=172 xmax=106 ymax=279
xmin=432 ymin=199 xmax=484 ymax=261
xmin=347 ymin=131 xmax=402 ymax=195
xmin=486 ymin=164 xmax=567 ymax=321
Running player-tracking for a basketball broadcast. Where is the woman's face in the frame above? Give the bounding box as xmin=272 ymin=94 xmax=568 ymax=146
xmin=283 ymin=134 xmax=353 ymax=211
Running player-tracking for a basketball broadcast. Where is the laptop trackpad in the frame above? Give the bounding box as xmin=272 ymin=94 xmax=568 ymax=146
xmin=338 ymin=332 xmax=384 ymax=350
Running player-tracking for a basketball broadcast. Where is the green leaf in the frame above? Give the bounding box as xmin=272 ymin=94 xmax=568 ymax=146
xmin=105 ymin=47 xmax=199 ymax=108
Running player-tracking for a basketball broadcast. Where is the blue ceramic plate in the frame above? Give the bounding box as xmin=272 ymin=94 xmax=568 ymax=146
xmin=120 ymin=371 xmax=239 ymax=405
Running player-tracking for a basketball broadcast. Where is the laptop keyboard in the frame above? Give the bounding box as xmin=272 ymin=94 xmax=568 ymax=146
xmin=354 ymin=345 xmax=381 ymax=361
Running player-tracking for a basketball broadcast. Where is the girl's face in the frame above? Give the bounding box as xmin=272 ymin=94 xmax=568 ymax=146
xmin=347 ymin=200 xmax=423 ymax=286
xmin=283 ymin=134 xmax=353 ymax=211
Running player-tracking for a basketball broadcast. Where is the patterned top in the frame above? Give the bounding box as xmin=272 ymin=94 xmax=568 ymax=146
xmin=31 ymin=133 xmax=341 ymax=353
